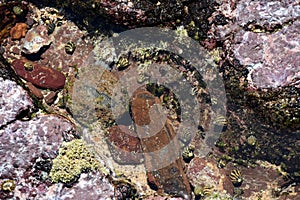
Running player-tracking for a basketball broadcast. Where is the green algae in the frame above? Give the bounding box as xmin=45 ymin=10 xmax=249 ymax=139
xmin=49 ymin=139 xmax=100 ymax=183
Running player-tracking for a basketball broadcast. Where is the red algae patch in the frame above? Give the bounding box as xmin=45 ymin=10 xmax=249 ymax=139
xmin=11 ymin=58 xmax=66 ymax=90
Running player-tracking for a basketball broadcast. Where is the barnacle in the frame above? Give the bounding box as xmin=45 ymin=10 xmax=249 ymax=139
xmin=65 ymin=41 xmax=76 ymax=55
xmin=178 ymin=127 xmax=192 ymax=145
xmin=246 ymin=135 xmax=257 ymax=146
xmin=230 ymin=169 xmax=243 ymax=187
xmin=1 ymin=179 xmax=16 ymax=192
xmin=217 ymin=159 xmax=227 ymax=168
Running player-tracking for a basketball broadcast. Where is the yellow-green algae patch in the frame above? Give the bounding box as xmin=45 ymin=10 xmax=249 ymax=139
xmin=49 ymin=139 xmax=100 ymax=183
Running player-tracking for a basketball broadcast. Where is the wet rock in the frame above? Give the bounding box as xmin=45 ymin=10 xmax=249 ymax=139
xmin=71 ymin=68 xmax=118 ymax=127
xmin=44 ymin=91 xmax=57 ymax=105
xmin=113 ymin=180 xmax=137 ymax=200
xmin=0 ymin=77 xmax=33 ymax=127
xmin=29 ymin=0 xmax=216 ymax=40
xmin=209 ymin=0 xmax=300 ymax=189
xmin=10 ymin=22 xmax=27 ymax=40
xmin=21 ymin=25 xmax=51 ymax=54
xmin=187 ymin=157 xmax=233 ymax=196
xmin=2 ymin=5 xmax=93 ymax=75
xmin=107 ymin=125 xmax=143 ymax=165
xmin=131 ymin=88 xmax=191 ymax=198
xmin=26 ymin=82 xmax=43 ymax=99
xmin=11 ymin=58 xmax=66 ymax=90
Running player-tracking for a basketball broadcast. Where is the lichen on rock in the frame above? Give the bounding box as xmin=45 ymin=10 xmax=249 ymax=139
xmin=49 ymin=139 xmax=100 ymax=184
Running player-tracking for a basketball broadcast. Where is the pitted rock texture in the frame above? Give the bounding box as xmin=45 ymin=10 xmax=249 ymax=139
xmin=0 ymin=77 xmax=33 ymax=127
xmin=187 ymin=157 xmax=233 ymax=196
xmin=214 ymin=0 xmax=300 ymax=89
xmin=0 ymin=115 xmax=76 ymax=199
xmin=39 ymin=21 xmax=93 ymax=73
xmin=234 ymin=21 xmax=300 ymax=88
xmin=0 ymin=115 xmax=75 ymax=177
xmin=236 ymin=0 xmax=300 ymax=29
xmin=57 ymin=172 xmax=114 ymax=199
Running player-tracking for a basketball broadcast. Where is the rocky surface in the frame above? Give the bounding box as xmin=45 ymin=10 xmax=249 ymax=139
xmin=57 ymin=172 xmax=114 ymax=200
xmin=11 ymin=58 xmax=66 ymax=90
xmin=0 ymin=0 xmax=299 ymax=199
xmin=0 ymin=114 xmax=77 ymax=199
xmin=233 ymin=19 xmax=300 ymax=89
xmin=0 ymin=77 xmax=33 ymax=127
xmin=187 ymin=157 xmax=233 ymax=197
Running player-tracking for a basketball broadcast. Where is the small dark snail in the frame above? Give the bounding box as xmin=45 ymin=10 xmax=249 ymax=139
xmin=13 ymin=6 xmax=23 ymax=15
xmin=47 ymin=22 xmax=56 ymax=35
xmin=230 ymin=169 xmax=243 ymax=187
xmin=65 ymin=41 xmax=76 ymax=55
xmin=24 ymin=62 xmax=34 ymax=71
xmin=1 ymin=179 xmax=16 ymax=192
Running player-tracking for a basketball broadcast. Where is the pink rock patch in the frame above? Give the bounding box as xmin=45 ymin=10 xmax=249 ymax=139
xmin=187 ymin=157 xmax=233 ymax=195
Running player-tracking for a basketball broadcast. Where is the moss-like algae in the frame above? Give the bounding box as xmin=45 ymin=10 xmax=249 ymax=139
xmin=49 ymin=139 xmax=99 ymax=184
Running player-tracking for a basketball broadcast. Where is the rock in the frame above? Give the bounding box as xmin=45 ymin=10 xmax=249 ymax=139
xmin=236 ymin=0 xmax=300 ymax=29
xmin=187 ymin=157 xmax=233 ymax=196
xmin=11 ymin=58 xmax=66 ymax=90
xmin=107 ymin=125 xmax=143 ymax=165
xmin=58 ymin=172 xmax=114 ymax=199
xmin=0 ymin=77 xmax=33 ymax=127
xmin=0 ymin=114 xmax=77 ymax=199
xmin=233 ymin=21 xmax=300 ymax=89
xmin=131 ymin=88 xmax=191 ymax=198
xmin=0 ymin=1 xmax=29 ymax=42
xmin=44 ymin=91 xmax=57 ymax=105
xmin=211 ymin=0 xmax=300 ymax=189
xmin=39 ymin=21 xmax=94 ymax=73
xmin=21 ymin=25 xmax=51 ymax=54
xmin=10 ymin=22 xmax=27 ymax=40
xmin=26 ymin=82 xmax=43 ymax=99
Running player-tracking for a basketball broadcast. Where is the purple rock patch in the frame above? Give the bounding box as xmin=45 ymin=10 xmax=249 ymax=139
xmin=0 ymin=115 xmax=76 ymax=199
xmin=0 ymin=77 xmax=33 ymax=127
xmin=58 ymin=172 xmax=114 ymax=199
xmin=233 ymin=21 xmax=300 ymax=88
